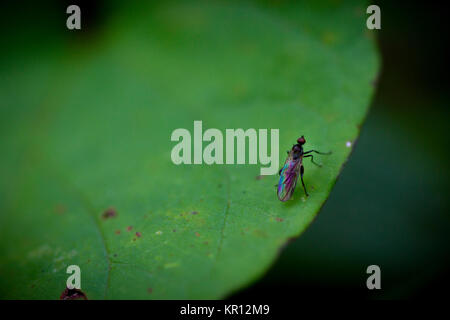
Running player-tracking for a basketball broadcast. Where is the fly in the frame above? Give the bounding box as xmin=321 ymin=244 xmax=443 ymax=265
xmin=277 ymin=136 xmax=331 ymax=201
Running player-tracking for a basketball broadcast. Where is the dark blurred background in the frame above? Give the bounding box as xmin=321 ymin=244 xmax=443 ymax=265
xmin=1 ymin=1 xmax=448 ymax=300
xmin=233 ymin=1 xmax=450 ymax=300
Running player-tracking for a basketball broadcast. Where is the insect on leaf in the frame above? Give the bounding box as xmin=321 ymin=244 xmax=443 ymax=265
xmin=0 ymin=1 xmax=379 ymax=299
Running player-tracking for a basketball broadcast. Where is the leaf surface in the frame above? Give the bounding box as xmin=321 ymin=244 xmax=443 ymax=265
xmin=0 ymin=1 xmax=378 ymax=299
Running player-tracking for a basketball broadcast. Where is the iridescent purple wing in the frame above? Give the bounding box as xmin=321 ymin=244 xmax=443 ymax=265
xmin=277 ymin=154 xmax=302 ymax=201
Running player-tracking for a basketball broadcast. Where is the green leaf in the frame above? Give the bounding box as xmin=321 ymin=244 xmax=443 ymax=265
xmin=0 ymin=1 xmax=378 ymax=299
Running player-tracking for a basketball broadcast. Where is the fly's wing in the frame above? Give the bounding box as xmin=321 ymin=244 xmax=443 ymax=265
xmin=277 ymin=155 xmax=302 ymax=201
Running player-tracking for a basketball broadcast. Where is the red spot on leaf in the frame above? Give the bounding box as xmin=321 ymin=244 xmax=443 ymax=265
xmin=60 ymin=287 xmax=88 ymax=300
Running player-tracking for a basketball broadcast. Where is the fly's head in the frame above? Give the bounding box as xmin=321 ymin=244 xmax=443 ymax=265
xmin=297 ymin=136 xmax=306 ymax=145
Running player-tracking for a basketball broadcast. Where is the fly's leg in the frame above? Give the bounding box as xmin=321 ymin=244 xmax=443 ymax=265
xmin=303 ymin=154 xmax=322 ymax=167
xmin=303 ymin=150 xmax=332 ymax=155
xmin=300 ymin=165 xmax=309 ymax=197
xmin=303 ymin=150 xmax=331 ymax=167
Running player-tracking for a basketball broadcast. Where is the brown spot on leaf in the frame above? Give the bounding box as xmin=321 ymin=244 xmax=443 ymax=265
xmin=191 ymin=211 xmax=198 ymax=215
xmin=278 ymin=236 xmax=297 ymax=254
xmin=203 ymin=241 xmax=208 ymax=245
xmin=102 ymin=207 xmax=117 ymax=219
xmin=195 ymin=232 xmax=200 ymax=237
xmin=127 ymin=226 xmax=133 ymax=231
xmin=115 ymin=230 xmax=121 ymax=235
xmin=253 ymin=229 xmax=268 ymax=238
xmin=54 ymin=204 xmax=66 ymax=215
xmin=173 ymin=229 xmax=176 ymax=232
xmin=60 ymin=287 xmax=88 ymax=300
xmin=136 ymin=232 xmax=142 ymax=238
xmin=276 ymin=217 xmax=284 ymax=222
xmin=255 ymin=175 xmax=264 ymax=180
xmin=371 ymin=73 xmax=380 ymax=88
xmin=353 ymin=6 xmax=364 ymax=17
xmin=147 ymin=288 xmax=153 ymax=294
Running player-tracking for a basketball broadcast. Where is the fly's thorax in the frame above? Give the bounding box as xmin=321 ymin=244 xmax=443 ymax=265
xmin=292 ymin=144 xmax=303 ymax=160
